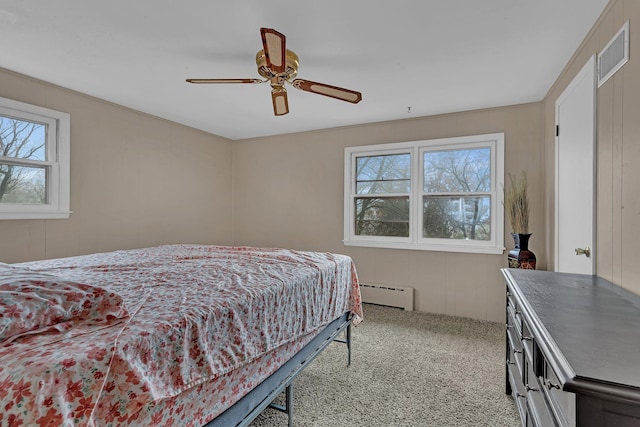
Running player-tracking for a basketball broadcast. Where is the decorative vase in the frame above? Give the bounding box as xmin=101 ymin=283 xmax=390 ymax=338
xmin=516 ymin=233 xmax=536 ymax=270
xmin=507 ymin=233 xmax=520 ymax=268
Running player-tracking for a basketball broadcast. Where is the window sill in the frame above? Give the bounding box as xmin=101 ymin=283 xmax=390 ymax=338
xmin=343 ymin=239 xmax=505 ymax=255
xmin=0 ymin=211 xmax=72 ymax=220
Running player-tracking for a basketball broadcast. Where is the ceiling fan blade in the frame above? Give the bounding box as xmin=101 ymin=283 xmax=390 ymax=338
xmin=271 ymin=88 xmax=289 ymax=116
xmin=186 ymin=78 xmax=264 ymax=84
xmin=291 ymin=79 xmax=362 ymax=104
xmin=260 ymin=28 xmax=287 ymax=74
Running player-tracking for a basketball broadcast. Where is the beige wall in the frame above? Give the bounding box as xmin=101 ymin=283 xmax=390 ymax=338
xmin=233 ymin=103 xmax=545 ymax=322
xmin=543 ymin=0 xmax=640 ymax=296
xmin=0 ymin=69 xmax=234 ymax=263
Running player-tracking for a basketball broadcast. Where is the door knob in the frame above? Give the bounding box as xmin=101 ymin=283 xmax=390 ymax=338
xmin=575 ymin=247 xmax=591 ymax=258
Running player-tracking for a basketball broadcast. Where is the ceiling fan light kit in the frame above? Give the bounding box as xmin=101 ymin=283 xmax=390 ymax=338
xmin=186 ymin=28 xmax=362 ymax=116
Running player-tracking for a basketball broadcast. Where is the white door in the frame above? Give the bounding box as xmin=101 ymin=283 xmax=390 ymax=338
xmin=555 ymin=55 xmax=596 ymax=274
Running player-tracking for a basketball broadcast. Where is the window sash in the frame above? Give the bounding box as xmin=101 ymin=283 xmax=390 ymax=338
xmin=354 ymin=195 xmax=411 ymax=238
xmin=355 ymin=152 xmax=411 ymax=195
xmin=347 ymin=147 xmax=413 ymax=244
xmin=422 ymin=146 xmax=492 ymax=194
xmin=417 ymin=141 xmax=498 ymax=247
xmin=421 ymin=195 xmax=492 ymax=241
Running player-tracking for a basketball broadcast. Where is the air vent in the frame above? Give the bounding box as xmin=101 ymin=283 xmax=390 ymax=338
xmin=597 ymin=21 xmax=629 ymax=87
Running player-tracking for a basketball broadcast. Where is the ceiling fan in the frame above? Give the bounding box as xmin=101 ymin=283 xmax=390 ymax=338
xmin=186 ymin=28 xmax=363 ymax=116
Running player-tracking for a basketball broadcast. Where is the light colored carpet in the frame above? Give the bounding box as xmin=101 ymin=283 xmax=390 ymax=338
xmin=250 ymin=303 xmax=519 ymax=427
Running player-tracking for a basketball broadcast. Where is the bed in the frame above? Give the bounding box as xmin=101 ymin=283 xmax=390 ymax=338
xmin=0 ymin=244 xmax=362 ymax=426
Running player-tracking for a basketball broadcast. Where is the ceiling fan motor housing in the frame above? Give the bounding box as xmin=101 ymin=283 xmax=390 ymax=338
xmin=256 ymin=49 xmax=299 ymax=83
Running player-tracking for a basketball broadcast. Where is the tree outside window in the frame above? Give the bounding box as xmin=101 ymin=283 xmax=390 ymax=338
xmin=422 ymin=148 xmax=491 ymax=241
xmin=0 ymin=116 xmax=48 ymax=204
xmin=355 ymin=153 xmax=410 ymax=237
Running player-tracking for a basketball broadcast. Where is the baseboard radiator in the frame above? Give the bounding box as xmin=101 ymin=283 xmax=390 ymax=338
xmin=359 ymin=283 xmax=414 ymax=311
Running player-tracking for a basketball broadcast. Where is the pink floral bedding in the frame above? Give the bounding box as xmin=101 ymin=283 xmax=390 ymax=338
xmin=0 ymin=245 xmax=362 ymax=426
xmin=0 ymin=265 xmax=128 ymax=344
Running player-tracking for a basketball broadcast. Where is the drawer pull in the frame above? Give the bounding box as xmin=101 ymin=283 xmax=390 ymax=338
xmin=516 ymin=393 xmax=526 ymax=399
xmin=513 ymin=349 xmax=522 ymax=355
xmin=545 ymin=379 xmax=561 ymax=390
xmin=526 ymin=385 xmax=539 ymax=392
xmin=522 ymin=335 xmax=533 ymax=341
xmin=506 ymin=323 xmax=511 ymax=330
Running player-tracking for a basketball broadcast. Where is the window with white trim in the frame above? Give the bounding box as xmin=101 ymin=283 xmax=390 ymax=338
xmin=0 ymin=97 xmax=70 ymax=220
xmin=344 ymin=133 xmax=504 ymax=254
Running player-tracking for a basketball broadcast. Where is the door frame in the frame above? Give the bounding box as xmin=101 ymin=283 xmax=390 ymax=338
xmin=554 ymin=54 xmax=597 ymax=274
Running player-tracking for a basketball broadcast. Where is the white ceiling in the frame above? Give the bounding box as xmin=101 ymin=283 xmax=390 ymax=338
xmin=0 ymin=1 xmax=609 ymax=140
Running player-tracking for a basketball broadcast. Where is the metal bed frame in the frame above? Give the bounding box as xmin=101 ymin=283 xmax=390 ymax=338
xmin=206 ymin=312 xmax=353 ymax=427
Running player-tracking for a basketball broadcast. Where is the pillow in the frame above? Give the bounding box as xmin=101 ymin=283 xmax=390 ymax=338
xmin=0 ymin=267 xmax=129 ymax=343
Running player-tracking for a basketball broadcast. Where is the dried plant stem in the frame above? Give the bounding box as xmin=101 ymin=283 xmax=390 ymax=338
xmin=505 ymin=172 xmax=529 ymax=234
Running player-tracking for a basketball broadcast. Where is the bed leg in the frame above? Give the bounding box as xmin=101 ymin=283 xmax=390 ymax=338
xmin=286 ymin=382 xmax=294 ymax=427
xmin=346 ymin=323 xmax=352 ymax=367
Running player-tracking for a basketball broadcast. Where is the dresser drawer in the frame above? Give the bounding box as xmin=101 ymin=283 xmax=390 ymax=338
xmin=542 ymin=360 xmax=575 ymax=427
xmin=525 ymin=357 xmax=557 ymax=427
xmin=508 ymin=355 xmax=527 ymax=426
xmin=507 ymin=290 xmax=523 ymax=336
xmin=521 ymin=320 xmax=535 ymax=366
xmin=507 ymin=317 xmax=525 ymax=380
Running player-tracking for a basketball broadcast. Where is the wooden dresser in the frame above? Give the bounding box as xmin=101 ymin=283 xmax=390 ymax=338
xmin=502 ymin=268 xmax=640 ymax=427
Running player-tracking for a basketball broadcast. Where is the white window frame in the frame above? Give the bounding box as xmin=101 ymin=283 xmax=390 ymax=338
xmin=0 ymin=96 xmax=71 ymax=220
xmin=344 ymin=133 xmax=504 ymax=254
xmin=349 ymin=146 xmax=413 ymax=245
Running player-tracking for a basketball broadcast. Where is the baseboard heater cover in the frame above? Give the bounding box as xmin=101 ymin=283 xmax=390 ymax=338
xmin=360 ymin=283 xmax=414 ymax=311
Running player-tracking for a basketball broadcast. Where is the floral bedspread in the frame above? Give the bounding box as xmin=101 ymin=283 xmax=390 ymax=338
xmin=0 ymin=245 xmax=362 ymax=426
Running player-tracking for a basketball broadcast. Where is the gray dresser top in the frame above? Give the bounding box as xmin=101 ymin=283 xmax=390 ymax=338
xmin=502 ymin=269 xmax=640 ymax=390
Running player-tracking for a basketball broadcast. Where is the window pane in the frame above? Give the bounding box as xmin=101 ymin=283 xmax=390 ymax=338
xmin=356 ymin=153 xmax=410 ymax=194
xmin=355 ymin=196 xmax=409 ymax=237
xmin=0 ymin=164 xmax=47 ymax=204
xmin=423 ymin=196 xmax=490 ymax=240
xmin=423 ymin=148 xmax=490 ymax=193
xmin=0 ymin=116 xmax=47 ymax=161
